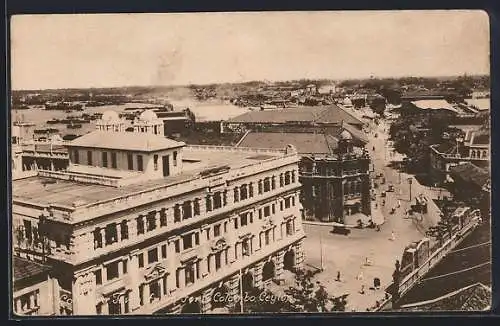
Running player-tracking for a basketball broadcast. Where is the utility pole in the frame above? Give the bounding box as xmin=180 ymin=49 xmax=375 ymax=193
xmin=408 ymin=178 xmax=413 ymax=202
xmin=239 ymin=268 xmax=244 ymax=313
xmin=320 ymin=231 xmax=324 ymax=271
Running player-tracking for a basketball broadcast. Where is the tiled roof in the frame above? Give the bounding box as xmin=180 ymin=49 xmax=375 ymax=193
xmin=237 ymin=132 xmax=338 ymax=154
xmin=227 ymin=105 xmax=363 ymax=126
xmin=67 ymin=131 xmax=185 ymax=152
xmin=471 ymin=132 xmax=490 ymax=145
xmin=13 ymin=257 xmax=51 ymax=282
xmin=395 ymin=283 xmax=491 ymax=311
xmin=449 ymin=163 xmax=490 ymax=189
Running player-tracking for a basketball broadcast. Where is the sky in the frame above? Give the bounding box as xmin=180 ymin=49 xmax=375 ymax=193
xmin=10 ymin=11 xmax=490 ymax=90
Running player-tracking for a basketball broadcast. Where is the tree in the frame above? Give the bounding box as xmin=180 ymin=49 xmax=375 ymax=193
xmin=231 ymin=270 xmax=349 ymax=313
xmin=284 ymin=269 xmax=348 ymax=312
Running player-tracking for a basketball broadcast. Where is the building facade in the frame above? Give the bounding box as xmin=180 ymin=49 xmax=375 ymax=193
xmin=298 ymin=131 xmax=371 ymax=223
xmin=12 ymin=129 xmax=306 ymax=315
xmin=237 ymin=127 xmax=371 ymax=223
xmin=13 ymin=257 xmax=59 ymax=316
xmin=430 ymin=128 xmax=490 ymax=184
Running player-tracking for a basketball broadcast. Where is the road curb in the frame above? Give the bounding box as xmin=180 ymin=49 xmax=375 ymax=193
xmin=303 ymin=220 xmax=386 ymax=228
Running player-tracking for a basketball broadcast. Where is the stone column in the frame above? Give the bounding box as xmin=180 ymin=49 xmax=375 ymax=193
xmin=200 ymin=257 xmax=209 ymax=278
xmin=128 ymin=219 xmax=137 ymax=239
xmin=101 ymin=300 xmax=109 ymax=315
xmin=253 ymin=262 xmax=265 ymax=289
xmin=128 ymin=255 xmax=141 ymax=312
xmin=167 ymin=208 xmax=175 ymax=225
xmin=119 ymin=294 xmax=126 ymax=314
xmin=178 ymin=268 xmax=185 ymax=289
xmin=162 ymin=276 xmax=168 ymax=296
xmin=208 ymin=254 xmax=215 ymax=273
xmin=158 ymin=279 xmax=163 ymax=300
xmin=100 ymin=228 xmax=106 ymax=247
xmin=155 ymin=211 xmax=161 ymax=228
xmin=201 ymin=288 xmax=214 ymax=313
xmin=143 ymin=283 xmax=150 ymax=305
xmin=116 ymin=223 xmax=121 ymax=242
xmin=234 ymin=242 xmax=240 ymax=261
xmin=229 ymin=275 xmax=240 ymax=299
xmin=275 ymin=251 xmax=284 ymax=279
xmin=294 ymin=240 xmax=305 ymax=270
xmin=118 ymin=261 xmax=123 ymax=277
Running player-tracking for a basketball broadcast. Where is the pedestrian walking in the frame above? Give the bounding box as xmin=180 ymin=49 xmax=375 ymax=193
xmin=359 ymin=285 xmax=365 ymax=294
xmin=376 ymin=224 xmax=381 ymax=232
xmin=390 ymin=231 xmax=396 ymax=241
xmin=356 ymin=271 xmax=364 ymax=280
xmin=336 ymin=271 xmax=341 ymax=282
xmin=397 ymin=199 xmax=401 ymax=208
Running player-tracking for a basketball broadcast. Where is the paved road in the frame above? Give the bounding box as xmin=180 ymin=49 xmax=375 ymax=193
xmin=296 ymin=107 xmax=448 ymax=311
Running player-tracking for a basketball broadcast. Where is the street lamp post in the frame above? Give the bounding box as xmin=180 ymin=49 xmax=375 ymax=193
xmin=398 ymin=162 xmax=401 ymax=184
xmin=320 ymin=231 xmax=324 ymax=272
xmin=408 ymin=177 xmax=413 ymax=202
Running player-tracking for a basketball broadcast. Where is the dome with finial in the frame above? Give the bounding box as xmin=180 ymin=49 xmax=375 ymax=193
xmin=340 ymin=129 xmax=353 ymax=140
xmin=101 ymin=110 xmax=120 ymax=121
xmin=139 ymin=110 xmax=159 ymax=122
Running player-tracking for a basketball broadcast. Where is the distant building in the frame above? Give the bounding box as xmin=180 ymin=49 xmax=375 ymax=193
xmin=133 ymin=110 xmax=164 ymax=135
xmin=237 ymin=125 xmax=371 ymax=223
xmin=96 ymin=111 xmax=126 ymax=132
xmin=222 ymin=105 xmax=364 ymax=133
xmin=318 ymin=85 xmax=337 ymax=95
xmin=13 ymin=257 xmax=59 ymax=316
xmin=305 ymin=84 xmax=317 ymax=95
xmin=430 ymin=128 xmax=490 ymax=184
xmin=155 ymin=109 xmax=195 ymax=137
xmin=12 ymin=129 xmax=305 ymax=315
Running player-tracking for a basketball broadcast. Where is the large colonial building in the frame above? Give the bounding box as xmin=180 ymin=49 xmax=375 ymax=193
xmin=12 ymin=116 xmax=306 ymax=315
xmin=237 ymin=124 xmax=371 ymax=223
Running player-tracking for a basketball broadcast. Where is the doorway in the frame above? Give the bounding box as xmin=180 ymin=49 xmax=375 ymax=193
xmin=162 ymin=155 xmax=170 ymax=177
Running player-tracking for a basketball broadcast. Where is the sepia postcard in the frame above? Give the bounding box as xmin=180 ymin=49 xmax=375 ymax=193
xmin=9 ymin=11 xmax=491 ymax=316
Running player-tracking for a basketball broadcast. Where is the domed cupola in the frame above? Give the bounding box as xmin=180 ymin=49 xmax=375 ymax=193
xmin=134 ymin=110 xmax=163 ymax=135
xmin=96 ymin=110 xmax=125 ymax=132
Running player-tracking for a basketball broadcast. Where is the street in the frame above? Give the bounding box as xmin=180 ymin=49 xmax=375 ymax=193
xmin=298 ymin=107 xmax=447 ymax=311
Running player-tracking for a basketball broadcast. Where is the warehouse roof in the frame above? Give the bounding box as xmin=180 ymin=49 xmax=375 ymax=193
xmin=227 ymin=105 xmax=363 ymax=126
xmin=238 ymin=132 xmax=338 ymax=154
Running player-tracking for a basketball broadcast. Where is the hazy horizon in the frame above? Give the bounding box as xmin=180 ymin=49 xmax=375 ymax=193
xmin=11 ymin=11 xmax=490 ymax=91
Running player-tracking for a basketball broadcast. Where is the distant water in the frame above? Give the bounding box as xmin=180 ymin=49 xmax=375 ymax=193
xmin=168 ymin=99 xmax=250 ymax=121
xmin=12 ymin=101 xmax=250 ymax=136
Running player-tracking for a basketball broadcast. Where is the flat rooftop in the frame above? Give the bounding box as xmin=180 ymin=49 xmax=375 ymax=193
xmin=13 ymin=146 xmax=284 ymax=208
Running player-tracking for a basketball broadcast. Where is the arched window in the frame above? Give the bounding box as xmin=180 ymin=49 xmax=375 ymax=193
xmin=471 ymin=150 xmax=476 ymax=158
